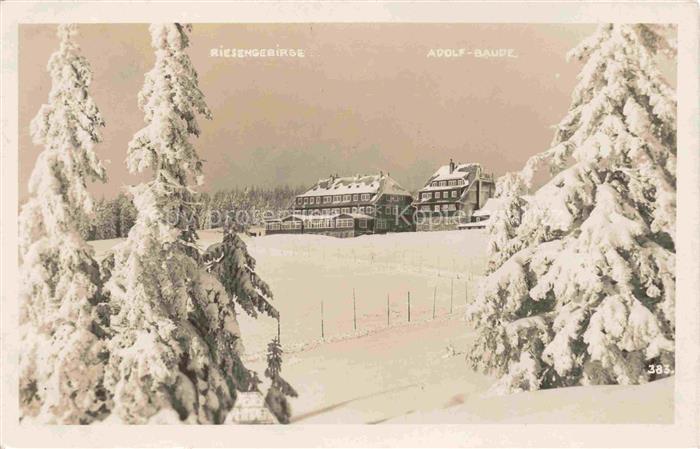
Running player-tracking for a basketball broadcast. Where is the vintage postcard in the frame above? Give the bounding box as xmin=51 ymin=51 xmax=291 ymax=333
xmin=1 ymin=1 xmax=698 ymax=448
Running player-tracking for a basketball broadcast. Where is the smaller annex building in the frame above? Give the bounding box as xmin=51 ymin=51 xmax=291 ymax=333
xmin=265 ymin=212 xmax=375 ymax=238
xmin=413 ymin=160 xmax=496 ymax=231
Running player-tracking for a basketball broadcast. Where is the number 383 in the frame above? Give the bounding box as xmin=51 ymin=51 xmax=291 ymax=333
xmin=647 ymin=364 xmax=673 ymax=375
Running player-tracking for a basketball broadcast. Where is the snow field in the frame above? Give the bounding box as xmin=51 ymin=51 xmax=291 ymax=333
xmin=205 ymin=229 xmax=489 ymax=357
xmin=90 ymin=228 xmax=673 ymax=424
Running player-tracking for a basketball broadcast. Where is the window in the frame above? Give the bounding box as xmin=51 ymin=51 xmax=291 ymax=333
xmin=376 ymin=219 xmax=387 ymax=230
xmin=352 ymin=194 xmax=359 ymax=201
xmin=352 ymin=207 xmax=358 ymax=213
xmin=342 ymin=207 xmax=350 ymax=214
xmin=333 ymin=208 xmax=340 ymax=214
xmin=359 ymin=219 xmax=367 ymax=229
xmin=297 ymin=198 xmax=303 ymax=205
xmin=366 ymin=206 xmax=373 ymax=214
xmin=343 ymin=194 xmax=351 ymax=202
xmin=333 ymin=195 xmax=341 ymax=203
xmin=422 ymin=192 xmax=431 ymax=200
xmin=441 ymin=204 xmax=449 ymax=211
xmin=337 ymin=218 xmax=353 ymax=228
xmin=292 ymin=221 xmax=302 ymax=229
xmin=434 ymin=205 xmax=440 ymax=212
xmin=448 ymin=180 xmax=456 ymax=186
xmin=267 ymin=223 xmax=280 ymax=231
xmin=385 ymin=205 xmax=393 ymax=214
xmin=303 ymin=197 xmax=309 ymax=205
xmin=451 ymin=190 xmax=457 ymax=198
xmin=448 ymin=204 xmax=457 ymax=211
xmin=359 ymin=206 xmax=365 ymax=213
xmin=361 ymin=194 xmax=370 ymax=201
xmin=323 ymin=196 xmax=332 ymax=204
xmin=440 ymin=181 xmax=447 ymax=187
xmin=421 ymin=205 xmax=431 ymax=211
xmin=435 ymin=192 xmax=441 ymax=199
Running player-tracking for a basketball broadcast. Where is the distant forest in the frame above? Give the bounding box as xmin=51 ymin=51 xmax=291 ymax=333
xmin=82 ymin=185 xmax=306 ymax=241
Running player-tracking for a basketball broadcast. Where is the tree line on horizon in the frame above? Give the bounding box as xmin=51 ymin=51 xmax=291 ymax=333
xmin=79 ymin=185 xmax=306 ymax=240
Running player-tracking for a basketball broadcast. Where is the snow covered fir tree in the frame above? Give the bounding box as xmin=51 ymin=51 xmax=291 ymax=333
xmin=18 ymin=24 xmax=110 ymax=424
xmin=101 ymin=23 xmax=285 ymax=424
xmin=263 ymin=337 xmax=298 ymax=424
xmin=203 ymin=220 xmax=301 ymax=423
xmin=468 ymin=24 xmax=677 ymax=393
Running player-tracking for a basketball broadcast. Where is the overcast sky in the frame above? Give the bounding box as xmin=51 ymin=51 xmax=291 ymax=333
xmin=18 ymin=23 xmax=675 ymax=200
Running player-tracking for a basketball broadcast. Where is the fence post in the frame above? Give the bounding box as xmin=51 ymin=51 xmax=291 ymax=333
xmin=408 ymin=291 xmax=411 ymax=322
xmin=353 ymin=288 xmax=357 ymax=331
xmin=432 ymin=286 xmax=437 ymax=319
xmin=387 ymin=294 xmax=390 ymax=327
xmin=450 ymin=278 xmax=454 ymax=314
xmin=321 ymin=300 xmax=325 ymax=340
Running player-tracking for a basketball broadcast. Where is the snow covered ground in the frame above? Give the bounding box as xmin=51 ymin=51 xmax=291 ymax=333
xmin=90 ymin=229 xmax=673 ymax=424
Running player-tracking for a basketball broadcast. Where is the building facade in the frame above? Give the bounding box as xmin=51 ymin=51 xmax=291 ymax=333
xmin=265 ymin=172 xmax=414 ymax=237
xmin=413 ymin=160 xmax=496 ymax=231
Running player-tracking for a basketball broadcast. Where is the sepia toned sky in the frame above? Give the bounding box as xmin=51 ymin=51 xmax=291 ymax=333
xmin=18 ymin=23 xmax=675 ymax=200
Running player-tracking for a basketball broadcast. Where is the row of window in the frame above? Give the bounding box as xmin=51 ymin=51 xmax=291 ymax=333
xmin=294 ymin=205 xmax=377 ymax=216
xmin=420 ymin=204 xmax=458 ymax=212
xmin=281 ymin=221 xmax=302 ymax=230
xmin=297 ymin=193 xmax=408 ymax=206
xmin=267 ymin=218 xmax=367 ymax=230
xmin=298 ymin=193 xmax=372 ymax=206
xmin=430 ymin=179 xmax=465 ymax=188
xmin=421 ymin=190 xmax=460 ymax=200
xmin=293 ymin=204 xmax=404 ymax=216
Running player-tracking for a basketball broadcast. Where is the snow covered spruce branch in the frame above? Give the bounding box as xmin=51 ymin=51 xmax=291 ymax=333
xmin=467 ymin=24 xmax=677 ymax=394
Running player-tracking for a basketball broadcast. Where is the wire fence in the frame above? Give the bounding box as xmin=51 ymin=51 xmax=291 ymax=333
xmin=239 ymin=234 xmax=488 ymax=355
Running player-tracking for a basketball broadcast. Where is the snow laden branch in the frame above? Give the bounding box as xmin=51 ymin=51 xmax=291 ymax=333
xmin=19 ymin=24 xmax=110 ymax=424
xmin=468 ymin=24 xmax=677 ymax=394
xmin=204 ymin=226 xmax=279 ymax=320
xmin=103 ymin=24 xmax=259 ymax=424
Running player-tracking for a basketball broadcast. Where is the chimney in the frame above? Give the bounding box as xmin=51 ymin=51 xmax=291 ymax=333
xmin=449 ymin=158 xmax=455 ymax=174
